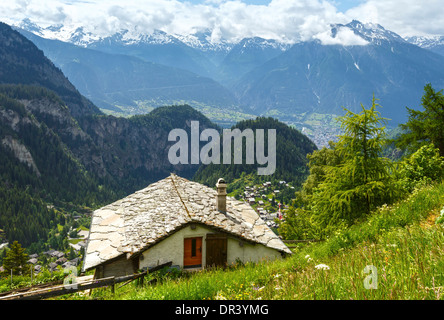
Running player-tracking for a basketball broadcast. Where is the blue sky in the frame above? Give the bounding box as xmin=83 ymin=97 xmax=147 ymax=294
xmin=178 ymin=0 xmax=366 ymax=13
xmin=334 ymin=0 xmax=366 ymax=12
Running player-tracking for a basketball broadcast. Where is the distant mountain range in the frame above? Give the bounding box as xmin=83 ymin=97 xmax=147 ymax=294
xmin=12 ymin=18 xmax=444 ymax=128
xmin=405 ymin=35 xmax=444 ymax=57
xmin=235 ymin=21 xmax=444 ymax=124
xmin=16 ymin=28 xmax=239 ymax=116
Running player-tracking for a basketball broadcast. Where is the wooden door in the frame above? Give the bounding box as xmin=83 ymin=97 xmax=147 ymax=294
xmin=205 ymin=233 xmax=227 ymax=268
xmin=184 ymin=237 xmax=202 ymax=268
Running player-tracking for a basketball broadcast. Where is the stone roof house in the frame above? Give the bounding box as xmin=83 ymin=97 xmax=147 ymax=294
xmin=82 ymin=174 xmax=291 ymax=278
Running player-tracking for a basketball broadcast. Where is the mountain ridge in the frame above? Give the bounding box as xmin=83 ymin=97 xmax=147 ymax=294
xmin=405 ymin=35 xmax=444 ymax=56
xmin=0 ymin=22 xmax=102 ymax=119
xmin=234 ymin=21 xmax=444 ymax=125
xmin=12 ymin=19 xmax=444 ymax=129
xmin=15 ymin=27 xmax=238 ymax=115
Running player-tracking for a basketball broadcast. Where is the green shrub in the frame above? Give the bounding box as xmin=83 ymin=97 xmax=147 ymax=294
xmin=397 ymin=144 xmax=444 ymax=192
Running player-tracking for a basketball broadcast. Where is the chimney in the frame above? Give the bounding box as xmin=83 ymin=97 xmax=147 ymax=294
xmin=216 ymin=178 xmax=227 ymax=213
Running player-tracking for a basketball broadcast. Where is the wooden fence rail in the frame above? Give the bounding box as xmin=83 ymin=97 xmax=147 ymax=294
xmin=0 ymin=261 xmax=172 ymax=300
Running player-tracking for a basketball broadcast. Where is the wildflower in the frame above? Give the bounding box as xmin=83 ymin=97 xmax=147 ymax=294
xmin=274 ymin=273 xmax=281 ymax=278
xmin=315 ymin=264 xmax=330 ymax=270
xmin=437 ymin=206 xmax=444 ymax=224
xmin=215 ymin=291 xmax=227 ymax=300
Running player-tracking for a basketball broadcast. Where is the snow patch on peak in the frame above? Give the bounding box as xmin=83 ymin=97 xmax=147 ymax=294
xmin=17 ymin=18 xmax=42 ymax=35
xmin=315 ymin=20 xmax=406 ymax=46
xmin=405 ymin=35 xmax=444 ymax=49
xmin=238 ymin=37 xmax=291 ymax=52
xmin=346 ymin=20 xmax=405 ymax=44
xmin=175 ymin=31 xmax=234 ymax=52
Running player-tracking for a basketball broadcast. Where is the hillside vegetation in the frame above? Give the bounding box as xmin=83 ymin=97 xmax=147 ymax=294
xmin=55 ymin=85 xmax=444 ymax=301
xmin=59 ymin=180 xmax=444 ymax=300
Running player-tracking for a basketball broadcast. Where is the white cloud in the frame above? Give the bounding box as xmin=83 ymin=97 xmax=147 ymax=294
xmin=0 ymin=0 xmax=349 ymax=43
xmin=314 ymin=26 xmax=369 ymax=45
xmin=344 ymin=0 xmax=444 ymax=37
xmin=1 ymin=0 xmax=443 ymax=45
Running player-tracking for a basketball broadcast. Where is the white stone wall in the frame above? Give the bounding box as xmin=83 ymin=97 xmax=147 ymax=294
xmin=139 ymin=224 xmax=207 ymax=270
xmin=227 ymin=237 xmax=283 ymax=265
xmin=138 ymin=224 xmax=283 ymax=270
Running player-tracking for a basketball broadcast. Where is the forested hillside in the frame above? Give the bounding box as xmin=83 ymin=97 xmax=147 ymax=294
xmin=193 ymin=117 xmax=317 ymax=191
xmin=0 ymin=85 xmax=220 ymax=249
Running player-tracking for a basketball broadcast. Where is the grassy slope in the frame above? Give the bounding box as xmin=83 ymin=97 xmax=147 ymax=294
xmin=70 ymin=182 xmax=444 ymax=300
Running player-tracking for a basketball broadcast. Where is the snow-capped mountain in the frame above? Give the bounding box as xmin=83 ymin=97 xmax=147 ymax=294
xmin=16 ymin=18 xmax=235 ymax=52
xmin=90 ymin=29 xmax=182 ymax=47
xmin=217 ymin=37 xmax=291 ymax=85
xmin=17 ymin=18 xmax=202 ymax=48
xmin=405 ymin=35 xmax=444 ymax=56
xmin=406 ymin=35 xmax=444 ymax=48
xmin=17 ymin=18 xmax=101 ymax=46
xmin=344 ymin=20 xmax=406 ymax=44
xmin=175 ymin=30 xmax=234 ymax=53
xmin=18 ymin=18 xmax=411 ymax=60
xmin=234 ymin=21 xmax=444 ymax=125
xmin=12 ymin=18 xmax=444 ymax=128
xmin=233 ymin=37 xmax=291 ymax=53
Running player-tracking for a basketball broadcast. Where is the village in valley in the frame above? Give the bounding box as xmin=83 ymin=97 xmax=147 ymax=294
xmin=234 ymin=180 xmax=294 ymax=230
xmin=0 ymin=218 xmax=89 ymax=277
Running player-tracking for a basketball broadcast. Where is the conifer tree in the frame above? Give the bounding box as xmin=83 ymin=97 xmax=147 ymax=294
xmin=397 ymin=83 xmax=444 ymax=156
xmin=310 ymin=96 xmax=399 ymax=234
xmin=2 ymin=241 xmax=29 ymax=276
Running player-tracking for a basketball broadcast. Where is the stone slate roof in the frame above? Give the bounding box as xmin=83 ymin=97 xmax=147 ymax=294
xmin=83 ymin=174 xmax=291 ymax=272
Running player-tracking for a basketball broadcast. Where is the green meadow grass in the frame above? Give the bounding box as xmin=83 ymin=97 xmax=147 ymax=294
xmin=65 ymin=182 xmax=444 ymax=300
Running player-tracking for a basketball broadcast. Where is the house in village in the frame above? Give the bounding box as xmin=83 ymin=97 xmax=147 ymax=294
xmin=82 ymin=174 xmax=291 ymax=278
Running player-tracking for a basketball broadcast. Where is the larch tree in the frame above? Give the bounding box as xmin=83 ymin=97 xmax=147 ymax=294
xmin=310 ymin=96 xmax=399 ymax=234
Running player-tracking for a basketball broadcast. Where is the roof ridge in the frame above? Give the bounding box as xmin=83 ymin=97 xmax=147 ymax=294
xmin=169 ymin=173 xmax=193 ymax=220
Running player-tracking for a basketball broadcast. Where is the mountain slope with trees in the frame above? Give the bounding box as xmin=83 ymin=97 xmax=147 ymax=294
xmin=0 ymin=22 xmax=100 ymax=119
xmin=193 ymin=117 xmax=317 ymax=191
xmin=16 ymin=28 xmax=237 ymax=114
xmin=0 ymin=23 xmax=222 ymax=252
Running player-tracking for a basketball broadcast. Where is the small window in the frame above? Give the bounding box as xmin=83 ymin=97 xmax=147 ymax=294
xmin=191 ymin=238 xmax=197 ymax=257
